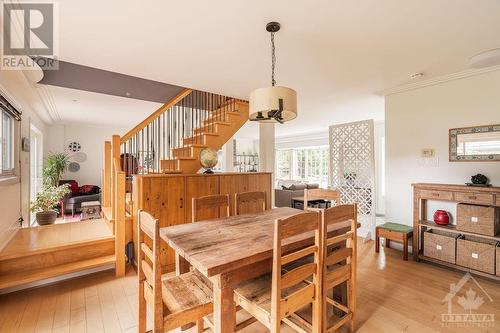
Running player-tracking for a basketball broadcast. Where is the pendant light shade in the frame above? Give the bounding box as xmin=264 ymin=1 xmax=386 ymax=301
xmin=249 ymin=22 xmax=297 ymax=124
xmin=249 ymin=86 xmax=297 ymax=123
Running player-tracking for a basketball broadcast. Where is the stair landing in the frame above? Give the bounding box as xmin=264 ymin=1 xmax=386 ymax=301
xmin=0 ymin=220 xmax=115 ymax=291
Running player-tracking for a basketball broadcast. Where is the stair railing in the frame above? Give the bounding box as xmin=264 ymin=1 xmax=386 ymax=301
xmin=119 ymin=89 xmax=242 ymax=175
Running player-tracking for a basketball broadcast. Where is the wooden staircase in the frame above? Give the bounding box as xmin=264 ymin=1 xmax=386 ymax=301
xmin=160 ymin=103 xmax=248 ymax=174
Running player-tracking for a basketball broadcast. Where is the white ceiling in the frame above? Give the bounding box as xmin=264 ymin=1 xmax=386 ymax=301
xmin=47 ymin=0 xmax=500 ymax=137
xmin=45 ymin=85 xmax=162 ymax=127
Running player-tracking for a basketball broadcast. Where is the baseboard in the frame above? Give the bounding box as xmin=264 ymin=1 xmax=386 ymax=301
xmin=0 ymin=263 xmax=115 ymax=295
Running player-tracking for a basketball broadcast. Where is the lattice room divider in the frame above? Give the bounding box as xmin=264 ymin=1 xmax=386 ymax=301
xmin=329 ymin=120 xmax=376 ymax=239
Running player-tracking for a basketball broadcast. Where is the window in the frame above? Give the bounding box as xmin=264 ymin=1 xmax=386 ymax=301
xmin=276 ymin=146 xmax=329 ymax=187
xmin=1 ymin=110 xmax=15 ymax=176
xmin=0 ymin=94 xmax=20 ymax=178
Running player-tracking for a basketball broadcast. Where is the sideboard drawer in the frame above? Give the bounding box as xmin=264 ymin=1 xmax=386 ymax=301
xmin=496 ymin=195 xmax=500 ymax=207
xmin=454 ymin=192 xmax=494 ymax=205
xmin=420 ymin=190 xmax=453 ymax=200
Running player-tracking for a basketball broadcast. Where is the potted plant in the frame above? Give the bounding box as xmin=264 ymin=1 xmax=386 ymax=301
xmin=43 ymin=152 xmax=69 ymax=187
xmin=30 ymin=185 xmax=71 ymax=225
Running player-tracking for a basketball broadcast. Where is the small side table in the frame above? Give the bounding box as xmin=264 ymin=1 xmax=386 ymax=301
xmin=81 ymin=201 xmax=101 ymax=220
xmin=376 ymin=222 xmax=413 ymax=260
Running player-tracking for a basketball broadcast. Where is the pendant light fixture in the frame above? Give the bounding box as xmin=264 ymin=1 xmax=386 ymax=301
xmin=249 ymin=22 xmax=297 ymax=123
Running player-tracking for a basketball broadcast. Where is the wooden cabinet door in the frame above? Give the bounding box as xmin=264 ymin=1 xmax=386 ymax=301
xmin=220 ymin=173 xmax=272 ymax=215
xmin=185 ymin=175 xmax=220 ymax=223
xmin=141 ymin=176 xmax=185 ymax=272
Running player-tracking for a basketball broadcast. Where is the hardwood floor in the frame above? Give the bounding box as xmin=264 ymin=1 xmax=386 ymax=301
xmin=1 ymin=239 xmax=498 ymax=333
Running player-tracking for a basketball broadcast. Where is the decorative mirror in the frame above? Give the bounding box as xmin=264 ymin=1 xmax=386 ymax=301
xmin=449 ymin=124 xmax=500 ymax=161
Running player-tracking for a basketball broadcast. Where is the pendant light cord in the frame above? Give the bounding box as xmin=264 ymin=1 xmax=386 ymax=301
xmin=271 ymin=31 xmax=276 ymax=87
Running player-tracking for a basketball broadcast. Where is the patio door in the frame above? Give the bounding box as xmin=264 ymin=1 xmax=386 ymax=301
xmin=30 ymin=125 xmax=43 ymax=225
xmin=329 ymin=120 xmax=376 ymax=239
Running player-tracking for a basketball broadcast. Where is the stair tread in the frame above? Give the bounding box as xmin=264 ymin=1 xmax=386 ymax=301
xmin=0 ymin=255 xmax=116 ymax=290
xmin=0 ymin=236 xmax=115 ymax=261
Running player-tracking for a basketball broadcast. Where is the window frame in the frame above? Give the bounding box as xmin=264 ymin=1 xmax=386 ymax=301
xmin=0 ymin=110 xmax=19 ymax=182
xmin=275 ymin=145 xmax=329 ymax=188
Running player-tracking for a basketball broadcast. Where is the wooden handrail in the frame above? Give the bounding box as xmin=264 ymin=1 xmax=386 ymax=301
xmin=120 ymin=88 xmax=193 ymax=144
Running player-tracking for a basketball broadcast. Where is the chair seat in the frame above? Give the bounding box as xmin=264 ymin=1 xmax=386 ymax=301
xmin=234 ymin=273 xmax=308 ymax=327
xmin=161 ymin=271 xmax=213 ymax=322
xmin=377 ymin=222 xmax=413 ymax=234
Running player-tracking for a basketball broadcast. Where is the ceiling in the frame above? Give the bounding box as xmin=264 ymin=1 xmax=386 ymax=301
xmin=44 ymin=0 xmax=500 ymax=137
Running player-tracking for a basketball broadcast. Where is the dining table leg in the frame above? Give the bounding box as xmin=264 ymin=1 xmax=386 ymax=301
xmin=212 ymin=275 xmax=236 ymax=333
xmin=176 ymin=252 xmax=190 ymax=275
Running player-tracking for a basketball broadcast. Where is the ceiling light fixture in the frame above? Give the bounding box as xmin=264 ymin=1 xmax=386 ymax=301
xmin=469 ymin=48 xmax=500 ymax=68
xmin=249 ymin=22 xmax=297 ymax=124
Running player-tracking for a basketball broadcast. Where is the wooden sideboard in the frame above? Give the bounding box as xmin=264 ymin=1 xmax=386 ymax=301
xmin=413 ymin=183 xmax=500 ymax=280
xmin=132 ymin=172 xmax=272 ymax=272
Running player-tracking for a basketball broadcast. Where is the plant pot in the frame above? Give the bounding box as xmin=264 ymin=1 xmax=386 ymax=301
xmin=36 ymin=211 xmax=57 ymax=225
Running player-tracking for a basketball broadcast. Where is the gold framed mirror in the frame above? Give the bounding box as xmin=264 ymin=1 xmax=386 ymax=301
xmin=449 ymin=124 xmax=500 ymax=161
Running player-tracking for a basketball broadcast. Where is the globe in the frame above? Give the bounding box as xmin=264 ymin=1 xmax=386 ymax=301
xmin=200 ymin=148 xmax=218 ymax=173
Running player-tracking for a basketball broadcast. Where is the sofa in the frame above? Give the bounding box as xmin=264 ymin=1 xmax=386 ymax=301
xmin=274 ymin=180 xmax=319 ymax=207
xmin=59 ymin=180 xmax=101 ymax=216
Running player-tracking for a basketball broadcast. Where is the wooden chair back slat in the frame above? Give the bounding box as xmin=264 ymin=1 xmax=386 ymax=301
xmin=279 ymin=211 xmax=320 ymax=239
xmin=281 ymin=263 xmax=316 ymax=289
xmin=141 ymin=259 xmax=154 ymax=286
xmin=281 ymin=244 xmax=317 ymax=265
xmin=192 ymin=194 xmax=230 ymax=222
xmin=138 ymin=210 xmax=164 ymax=332
xmin=324 ymin=247 xmax=352 ymax=266
xmin=140 ymin=242 xmax=154 ymax=262
xmin=270 ymin=211 xmax=322 ymax=333
xmin=304 ymin=188 xmax=341 ymax=209
xmin=325 ymin=264 xmax=351 ymax=290
xmin=279 ymin=283 xmax=315 ymax=319
xmin=235 ymin=191 xmax=266 ymax=215
xmin=324 ymin=204 xmax=356 ymax=225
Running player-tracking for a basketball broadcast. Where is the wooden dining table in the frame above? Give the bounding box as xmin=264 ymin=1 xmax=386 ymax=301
xmin=160 ymin=207 xmax=353 ymax=333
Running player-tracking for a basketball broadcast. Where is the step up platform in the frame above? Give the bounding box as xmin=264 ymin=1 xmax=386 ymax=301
xmin=0 ymin=220 xmax=116 ymax=292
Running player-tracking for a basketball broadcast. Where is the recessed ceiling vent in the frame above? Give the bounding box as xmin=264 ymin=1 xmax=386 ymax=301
xmin=469 ymin=48 xmax=500 ymax=68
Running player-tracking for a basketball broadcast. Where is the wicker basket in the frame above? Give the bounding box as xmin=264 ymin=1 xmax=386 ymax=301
xmin=496 ymin=243 xmax=500 ymax=277
xmin=456 ymin=235 xmax=497 ymax=274
xmin=423 ymin=229 xmax=458 ymax=264
xmin=456 ymin=203 xmax=500 ymax=237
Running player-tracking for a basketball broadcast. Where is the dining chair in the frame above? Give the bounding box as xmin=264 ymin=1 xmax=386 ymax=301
xmin=233 ymin=211 xmax=323 ymax=333
xmin=138 ymin=210 xmax=213 ymax=333
xmin=304 ymin=188 xmax=341 ymax=209
xmin=287 ymin=204 xmax=358 ymax=333
xmin=192 ymin=194 xmax=230 ymax=222
xmin=235 ymin=191 xmax=266 ymax=215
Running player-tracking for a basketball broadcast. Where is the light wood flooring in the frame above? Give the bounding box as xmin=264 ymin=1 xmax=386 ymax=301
xmin=1 ymin=239 xmax=499 ymax=333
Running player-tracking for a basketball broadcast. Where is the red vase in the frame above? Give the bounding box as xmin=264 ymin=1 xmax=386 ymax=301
xmin=433 ymin=210 xmax=450 ymax=225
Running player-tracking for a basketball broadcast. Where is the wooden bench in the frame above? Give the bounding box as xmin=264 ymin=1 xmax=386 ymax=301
xmin=376 ymin=222 xmax=413 ymax=260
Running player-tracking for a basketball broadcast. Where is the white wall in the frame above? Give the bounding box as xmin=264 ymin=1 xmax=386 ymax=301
xmin=385 ymin=69 xmax=500 ymax=227
xmin=47 ymin=123 xmax=128 ymax=186
xmin=0 ymin=70 xmax=49 ymax=246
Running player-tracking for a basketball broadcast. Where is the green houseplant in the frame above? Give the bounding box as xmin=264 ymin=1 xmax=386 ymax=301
xmin=30 ymin=185 xmax=71 ymax=225
xmin=42 ymin=152 xmax=70 ymax=187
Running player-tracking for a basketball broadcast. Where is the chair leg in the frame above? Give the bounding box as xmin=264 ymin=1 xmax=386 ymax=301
xmin=196 ymin=318 xmax=204 ymax=333
xmin=375 ymin=230 xmax=380 ymax=253
xmin=138 ymin=286 xmax=147 ymax=333
xmin=386 ymin=239 xmax=390 ymax=248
